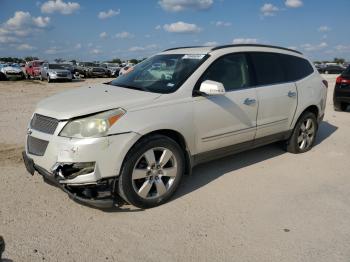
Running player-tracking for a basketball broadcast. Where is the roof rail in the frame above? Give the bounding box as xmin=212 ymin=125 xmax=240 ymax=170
xmin=210 ymin=44 xmax=302 ymax=55
xmin=163 ymin=46 xmax=207 ymax=52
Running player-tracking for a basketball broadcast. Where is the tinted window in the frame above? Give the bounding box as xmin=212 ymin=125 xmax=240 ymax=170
xmin=342 ymin=66 xmax=350 ymax=77
xmin=280 ymin=54 xmax=314 ymax=81
xmin=200 ymin=53 xmax=251 ymax=91
xmin=250 ymin=52 xmax=285 ymax=85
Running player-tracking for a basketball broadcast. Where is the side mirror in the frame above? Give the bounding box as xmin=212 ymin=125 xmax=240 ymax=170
xmin=199 ymin=80 xmax=225 ymax=96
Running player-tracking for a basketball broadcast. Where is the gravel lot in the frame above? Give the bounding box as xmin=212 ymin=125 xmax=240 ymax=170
xmin=0 ymin=75 xmax=349 ymax=262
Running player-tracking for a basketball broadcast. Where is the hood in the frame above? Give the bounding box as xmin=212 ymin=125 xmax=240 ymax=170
xmin=36 ymin=84 xmax=161 ymax=120
xmin=2 ymin=66 xmax=22 ymax=73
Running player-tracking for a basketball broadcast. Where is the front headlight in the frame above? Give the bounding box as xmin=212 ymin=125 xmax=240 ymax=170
xmin=59 ymin=108 xmax=126 ymax=138
xmin=49 ymin=71 xmax=57 ymax=75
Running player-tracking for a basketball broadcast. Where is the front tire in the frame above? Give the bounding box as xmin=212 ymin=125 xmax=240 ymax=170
xmin=286 ymin=112 xmax=318 ymax=154
xmin=118 ymin=135 xmax=185 ymax=209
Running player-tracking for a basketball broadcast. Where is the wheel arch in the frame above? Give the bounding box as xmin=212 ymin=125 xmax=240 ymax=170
xmin=292 ymin=104 xmax=320 ymax=130
xmin=121 ymin=129 xmax=193 ymax=177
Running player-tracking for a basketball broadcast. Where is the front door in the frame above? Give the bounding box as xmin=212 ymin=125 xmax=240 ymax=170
xmin=193 ymin=53 xmax=258 ymax=154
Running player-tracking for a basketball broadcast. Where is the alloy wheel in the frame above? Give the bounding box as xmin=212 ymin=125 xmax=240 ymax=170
xmin=131 ymin=147 xmax=178 ymax=200
xmin=297 ymin=118 xmax=315 ymax=150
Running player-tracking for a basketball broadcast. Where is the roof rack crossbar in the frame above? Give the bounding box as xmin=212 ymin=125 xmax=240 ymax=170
xmin=210 ymin=44 xmax=302 ymax=55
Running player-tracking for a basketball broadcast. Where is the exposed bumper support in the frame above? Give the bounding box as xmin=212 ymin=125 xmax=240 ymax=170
xmin=22 ymin=151 xmax=123 ymax=209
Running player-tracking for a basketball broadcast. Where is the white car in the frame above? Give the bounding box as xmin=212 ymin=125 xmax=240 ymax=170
xmin=0 ymin=63 xmax=25 ymax=80
xmin=23 ymin=44 xmax=327 ymax=209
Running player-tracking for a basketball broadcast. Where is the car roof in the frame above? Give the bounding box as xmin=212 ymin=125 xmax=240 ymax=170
xmin=161 ymin=44 xmax=302 ymax=56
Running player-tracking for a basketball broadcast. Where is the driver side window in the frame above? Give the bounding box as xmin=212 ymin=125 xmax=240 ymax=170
xmin=201 ymin=53 xmax=251 ymax=91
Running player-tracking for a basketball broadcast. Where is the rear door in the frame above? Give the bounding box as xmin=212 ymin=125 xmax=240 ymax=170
xmin=249 ymin=52 xmax=298 ymax=138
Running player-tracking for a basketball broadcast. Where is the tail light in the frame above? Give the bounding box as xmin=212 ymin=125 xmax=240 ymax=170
xmin=336 ymin=76 xmax=350 ymax=85
xmin=322 ymin=79 xmax=328 ymax=88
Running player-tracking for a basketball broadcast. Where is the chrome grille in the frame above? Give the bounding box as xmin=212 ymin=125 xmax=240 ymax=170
xmin=30 ymin=114 xmax=59 ymax=134
xmin=27 ymin=136 xmax=49 ymax=156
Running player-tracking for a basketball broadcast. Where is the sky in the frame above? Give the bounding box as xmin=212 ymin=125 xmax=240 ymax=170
xmin=0 ymin=0 xmax=349 ymax=62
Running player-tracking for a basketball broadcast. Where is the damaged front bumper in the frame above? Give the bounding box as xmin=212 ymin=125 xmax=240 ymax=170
xmin=22 ymin=151 xmax=123 ymax=209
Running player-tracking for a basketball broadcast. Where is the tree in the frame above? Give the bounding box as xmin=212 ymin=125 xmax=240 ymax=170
xmin=54 ymin=58 xmax=64 ymax=63
xmin=333 ymin=57 xmax=345 ymax=64
xmin=109 ymin=58 xmax=122 ymax=64
xmin=129 ymin=59 xmax=138 ymax=65
xmin=24 ymin=56 xmax=39 ymax=62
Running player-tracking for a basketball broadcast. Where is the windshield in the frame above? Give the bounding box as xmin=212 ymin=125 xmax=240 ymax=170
xmin=109 ymin=54 xmax=207 ymax=93
xmin=49 ymin=64 xmax=66 ymax=69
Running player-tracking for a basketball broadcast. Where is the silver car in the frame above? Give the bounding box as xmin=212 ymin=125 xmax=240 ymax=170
xmin=40 ymin=63 xmax=72 ymax=83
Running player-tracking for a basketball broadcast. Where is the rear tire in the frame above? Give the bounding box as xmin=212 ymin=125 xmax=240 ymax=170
xmin=117 ymin=135 xmax=185 ymax=209
xmin=286 ymin=112 xmax=318 ymax=154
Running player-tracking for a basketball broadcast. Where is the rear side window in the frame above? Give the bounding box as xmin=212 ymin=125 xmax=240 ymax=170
xmin=250 ymin=52 xmax=285 ymax=86
xmin=200 ymin=53 xmax=251 ymax=91
xmin=280 ymin=54 xmax=314 ymax=81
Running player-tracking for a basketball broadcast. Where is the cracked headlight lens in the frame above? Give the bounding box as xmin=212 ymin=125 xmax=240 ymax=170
xmin=60 ymin=108 xmax=126 ymax=138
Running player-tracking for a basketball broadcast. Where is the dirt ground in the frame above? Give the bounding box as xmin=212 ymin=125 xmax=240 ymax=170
xmin=0 ymin=75 xmax=349 ymax=262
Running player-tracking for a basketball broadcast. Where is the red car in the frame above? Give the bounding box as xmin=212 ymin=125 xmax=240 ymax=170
xmin=25 ymin=60 xmax=45 ymax=79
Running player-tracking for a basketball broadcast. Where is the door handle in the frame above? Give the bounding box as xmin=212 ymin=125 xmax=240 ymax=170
xmin=288 ymin=91 xmax=297 ymax=98
xmin=243 ymin=98 xmax=256 ymax=105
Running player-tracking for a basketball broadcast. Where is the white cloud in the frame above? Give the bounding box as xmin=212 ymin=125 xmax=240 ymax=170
xmin=98 ymin=9 xmax=120 ymax=19
xmin=45 ymin=46 xmax=65 ymax=55
xmin=75 ymin=43 xmax=81 ymax=49
xmin=41 ymin=0 xmax=80 ymax=15
xmin=90 ymin=49 xmax=102 ymax=55
xmin=129 ymin=44 xmax=158 ymax=52
xmin=232 ymin=38 xmax=258 ymax=44
xmin=115 ymin=31 xmax=134 ymax=39
xmin=159 ymin=0 xmax=213 ymax=12
xmin=318 ymin=26 xmax=331 ymax=32
xmin=285 ymin=0 xmax=303 ymax=8
xmin=335 ymin=45 xmax=350 ymax=52
xmin=163 ymin=21 xmax=201 ymax=33
xmin=261 ymin=3 xmax=279 ymax=16
xmin=17 ymin=43 xmax=36 ymax=51
xmin=0 ymin=35 xmax=19 ymax=44
xmin=301 ymin=42 xmax=328 ymax=52
xmin=99 ymin=32 xmax=108 ymax=38
xmin=155 ymin=25 xmax=162 ymax=30
xmin=215 ymin=21 xmax=231 ymax=27
xmin=203 ymin=41 xmax=218 ymax=46
xmin=129 ymin=46 xmax=145 ymax=52
xmin=0 ymin=11 xmax=50 ymax=42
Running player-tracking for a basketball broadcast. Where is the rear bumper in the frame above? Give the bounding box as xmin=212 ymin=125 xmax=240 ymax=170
xmin=22 ymin=151 xmax=119 ymax=209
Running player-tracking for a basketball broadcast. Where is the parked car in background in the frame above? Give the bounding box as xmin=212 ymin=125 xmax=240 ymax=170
xmin=0 ymin=63 xmax=25 ymax=80
xmin=334 ymin=65 xmax=350 ymax=111
xmin=119 ymin=65 xmax=132 ymax=76
xmin=59 ymin=63 xmax=79 ymax=78
xmin=23 ymin=44 xmax=327 ymax=209
xmin=76 ymin=62 xmax=109 ymax=78
xmin=318 ymin=64 xmax=345 ymax=74
xmin=25 ymin=60 xmax=45 ymax=79
xmin=101 ymin=63 xmax=120 ymax=77
xmin=40 ymin=63 xmax=72 ymax=82
xmin=0 ymin=64 xmax=6 ymax=80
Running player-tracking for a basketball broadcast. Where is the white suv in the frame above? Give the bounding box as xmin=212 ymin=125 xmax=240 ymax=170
xmin=23 ymin=44 xmax=328 ymax=209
